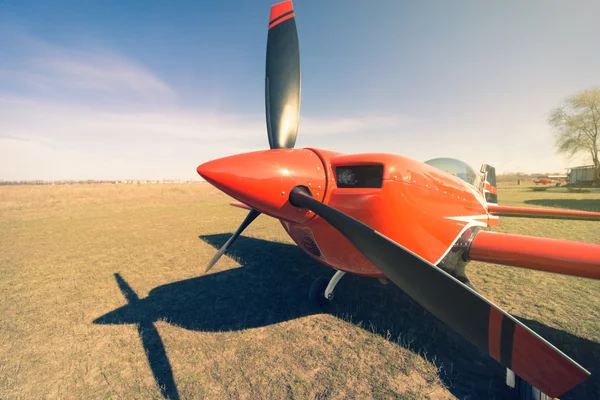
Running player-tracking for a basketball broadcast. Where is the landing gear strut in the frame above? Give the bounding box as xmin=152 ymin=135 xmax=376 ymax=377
xmin=309 ymin=270 xmax=346 ymax=307
xmin=507 ymin=369 xmax=551 ymax=400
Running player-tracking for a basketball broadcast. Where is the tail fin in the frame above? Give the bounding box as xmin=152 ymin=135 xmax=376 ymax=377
xmin=480 ymin=164 xmax=498 ymax=204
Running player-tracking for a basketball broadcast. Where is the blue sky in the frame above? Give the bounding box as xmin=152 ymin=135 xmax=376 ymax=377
xmin=1 ymin=0 xmax=599 ymax=180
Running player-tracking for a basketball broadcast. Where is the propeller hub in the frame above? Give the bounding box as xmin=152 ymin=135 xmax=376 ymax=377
xmin=197 ymin=149 xmax=326 ymax=223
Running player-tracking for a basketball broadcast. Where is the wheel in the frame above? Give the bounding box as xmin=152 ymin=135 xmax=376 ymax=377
xmin=513 ymin=375 xmax=551 ymax=400
xmin=309 ymin=277 xmax=330 ymax=307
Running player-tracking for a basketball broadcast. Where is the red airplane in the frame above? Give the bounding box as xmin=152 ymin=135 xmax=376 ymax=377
xmin=533 ymin=177 xmax=565 ymax=185
xmin=197 ymin=2 xmax=600 ymax=398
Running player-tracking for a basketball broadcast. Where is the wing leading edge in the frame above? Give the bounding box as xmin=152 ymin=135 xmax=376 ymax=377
xmin=487 ymin=204 xmax=600 ymax=221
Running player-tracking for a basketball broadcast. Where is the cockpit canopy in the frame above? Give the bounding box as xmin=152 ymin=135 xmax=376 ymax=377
xmin=424 ymin=157 xmax=482 ymax=189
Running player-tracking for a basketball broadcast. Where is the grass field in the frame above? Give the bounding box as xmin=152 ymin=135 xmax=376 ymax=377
xmin=1 ymin=183 xmax=599 ymax=399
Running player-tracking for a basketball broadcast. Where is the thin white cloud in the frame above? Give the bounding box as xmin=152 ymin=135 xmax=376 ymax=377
xmin=4 ymin=30 xmax=574 ymax=181
xmin=0 ymin=94 xmax=409 ymax=180
xmin=0 ymin=89 xmax=575 ymax=180
xmin=33 ymin=51 xmax=176 ymax=100
xmin=0 ymin=30 xmax=176 ymax=104
xmin=300 ymin=115 xmax=406 ymax=137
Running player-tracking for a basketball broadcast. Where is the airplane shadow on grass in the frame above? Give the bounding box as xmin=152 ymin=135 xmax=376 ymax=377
xmin=94 ymin=234 xmax=600 ymax=400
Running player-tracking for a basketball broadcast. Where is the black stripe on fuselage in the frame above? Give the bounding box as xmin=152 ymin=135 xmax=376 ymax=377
xmin=500 ymin=315 xmax=516 ymax=367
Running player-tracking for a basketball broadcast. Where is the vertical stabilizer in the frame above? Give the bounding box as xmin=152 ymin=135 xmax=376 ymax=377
xmin=480 ymin=164 xmax=498 ymax=204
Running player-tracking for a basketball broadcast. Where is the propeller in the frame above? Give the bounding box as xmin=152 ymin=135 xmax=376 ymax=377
xmin=204 ymin=209 xmax=260 ymax=273
xmin=265 ymin=0 xmax=301 ymax=149
xmin=288 ymin=186 xmax=589 ymax=398
xmin=203 ymin=1 xmax=300 ymax=272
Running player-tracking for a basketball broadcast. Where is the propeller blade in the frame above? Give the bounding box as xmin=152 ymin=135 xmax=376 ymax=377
xmin=265 ymin=0 xmax=301 ymax=149
xmin=288 ymin=187 xmax=589 ymax=398
xmin=204 ymin=209 xmax=260 ymax=273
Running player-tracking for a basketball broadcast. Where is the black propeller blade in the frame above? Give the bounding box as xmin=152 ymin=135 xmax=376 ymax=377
xmin=265 ymin=0 xmax=300 ymax=149
xmin=288 ymin=186 xmax=589 ymax=398
xmin=204 ymin=208 xmax=261 ymax=273
xmin=205 ymin=1 xmax=299 ymax=272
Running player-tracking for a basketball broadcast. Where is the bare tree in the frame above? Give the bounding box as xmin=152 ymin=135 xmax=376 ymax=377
xmin=549 ymin=87 xmax=600 ymax=181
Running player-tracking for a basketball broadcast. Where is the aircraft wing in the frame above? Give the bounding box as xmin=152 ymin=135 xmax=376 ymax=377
xmin=487 ymin=205 xmax=600 ymax=221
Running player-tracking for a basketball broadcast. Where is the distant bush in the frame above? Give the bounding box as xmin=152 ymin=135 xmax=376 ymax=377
xmin=567 ymin=187 xmax=591 ymax=193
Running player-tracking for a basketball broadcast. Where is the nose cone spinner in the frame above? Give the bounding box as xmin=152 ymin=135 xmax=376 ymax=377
xmin=197 ymin=149 xmax=326 ymax=223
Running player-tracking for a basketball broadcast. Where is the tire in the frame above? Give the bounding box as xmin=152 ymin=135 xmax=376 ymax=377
xmin=309 ymin=277 xmax=330 ymax=307
xmin=513 ymin=375 xmax=551 ymax=400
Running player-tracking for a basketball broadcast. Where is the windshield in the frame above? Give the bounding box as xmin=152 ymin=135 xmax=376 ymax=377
xmin=424 ymin=157 xmax=481 ymax=188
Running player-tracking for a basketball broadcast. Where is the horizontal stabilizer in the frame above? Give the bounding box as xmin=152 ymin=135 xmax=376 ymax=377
xmin=230 ymin=202 xmax=252 ymax=211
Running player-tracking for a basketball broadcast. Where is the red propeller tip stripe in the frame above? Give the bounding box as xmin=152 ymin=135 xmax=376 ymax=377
xmin=270 ymin=0 xmax=293 ymax=20
xmin=269 ymin=0 xmax=294 ymax=29
xmin=487 ymin=307 xmax=589 ymax=397
xmin=511 ymin=325 xmax=590 ymax=398
xmin=488 ymin=308 xmax=503 ymax=361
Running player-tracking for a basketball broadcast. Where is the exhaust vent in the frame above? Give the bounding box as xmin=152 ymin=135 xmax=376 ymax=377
xmin=289 ymin=225 xmax=324 ymax=259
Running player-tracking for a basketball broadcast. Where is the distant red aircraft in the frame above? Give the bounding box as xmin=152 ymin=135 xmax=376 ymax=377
xmin=197 ymin=2 xmax=600 ymax=398
xmin=533 ymin=177 xmax=565 ymax=185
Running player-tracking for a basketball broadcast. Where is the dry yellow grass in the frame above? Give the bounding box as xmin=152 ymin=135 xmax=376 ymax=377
xmin=1 ymin=183 xmax=599 ymax=399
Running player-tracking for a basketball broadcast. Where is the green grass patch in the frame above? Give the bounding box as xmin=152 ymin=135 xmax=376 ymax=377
xmin=0 ymin=183 xmax=598 ymax=399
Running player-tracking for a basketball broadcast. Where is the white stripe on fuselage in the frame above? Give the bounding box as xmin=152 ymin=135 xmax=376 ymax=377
xmin=433 ymin=216 xmax=487 ymax=266
xmin=445 ymin=215 xmax=489 ymax=223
